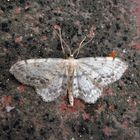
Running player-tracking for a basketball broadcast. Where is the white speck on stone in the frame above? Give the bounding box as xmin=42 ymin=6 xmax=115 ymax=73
xmin=5 ymin=106 xmax=15 ymax=112
xmin=123 ymin=49 xmax=126 ymax=53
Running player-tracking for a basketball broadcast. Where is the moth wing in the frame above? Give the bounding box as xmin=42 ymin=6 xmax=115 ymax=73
xmin=10 ymin=58 xmax=67 ymax=102
xmin=36 ymin=73 xmax=67 ymax=102
xmin=72 ymin=67 xmax=102 ymax=103
xmin=76 ymin=57 xmax=128 ymax=86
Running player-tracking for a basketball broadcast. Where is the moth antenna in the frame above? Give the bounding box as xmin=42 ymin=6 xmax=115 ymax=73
xmin=73 ymin=35 xmax=94 ymax=57
xmin=58 ymin=28 xmax=65 ymax=56
xmin=53 ymin=27 xmax=72 ymax=57
xmin=73 ymin=36 xmax=87 ymax=57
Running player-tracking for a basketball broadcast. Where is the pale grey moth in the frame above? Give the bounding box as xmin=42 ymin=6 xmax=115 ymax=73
xmin=10 ymin=28 xmax=128 ymax=106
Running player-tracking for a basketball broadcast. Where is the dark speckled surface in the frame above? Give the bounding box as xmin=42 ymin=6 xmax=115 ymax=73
xmin=0 ymin=0 xmax=140 ymax=140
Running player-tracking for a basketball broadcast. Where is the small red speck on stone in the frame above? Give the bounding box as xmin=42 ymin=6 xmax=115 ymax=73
xmin=1 ymin=95 xmax=12 ymax=107
xmin=102 ymin=126 xmax=117 ymax=136
xmin=102 ymin=87 xmax=114 ymax=97
xmin=109 ymin=50 xmax=117 ymax=59
xmin=132 ymin=43 xmax=140 ymax=50
xmin=15 ymin=36 xmax=23 ymax=44
xmin=82 ymin=112 xmax=91 ymax=120
xmin=41 ymin=35 xmax=48 ymax=41
xmin=109 ymin=104 xmax=116 ymax=112
xmin=17 ymin=85 xmax=26 ymax=92
xmin=121 ymin=120 xmax=129 ymax=129
xmin=127 ymin=98 xmax=137 ymax=108
xmin=15 ymin=7 xmax=21 ymax=14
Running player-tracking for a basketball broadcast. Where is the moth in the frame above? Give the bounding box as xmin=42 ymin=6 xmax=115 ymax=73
xmin=10 ymin=28 xmax=128 ymax=106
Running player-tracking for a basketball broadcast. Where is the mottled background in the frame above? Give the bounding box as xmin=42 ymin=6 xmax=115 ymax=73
xmin=0 ymin=0 xmax=140 ymax=140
